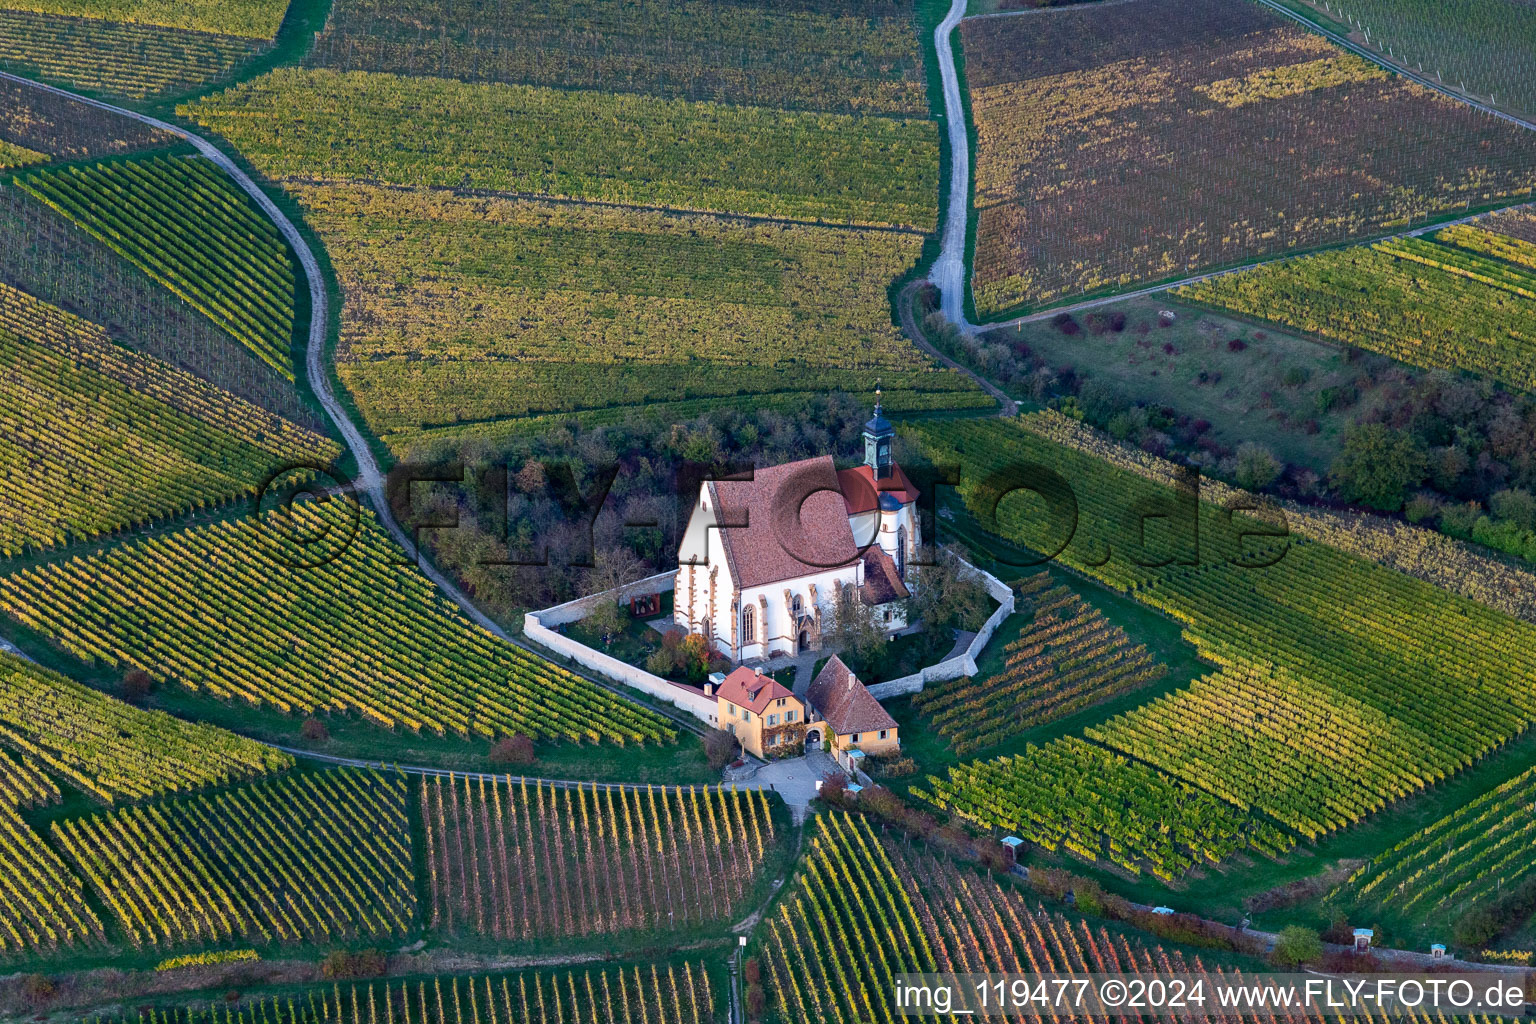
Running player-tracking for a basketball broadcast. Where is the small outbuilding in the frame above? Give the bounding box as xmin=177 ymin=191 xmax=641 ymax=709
xmin=1353 ymin=928 xmax=1374 ymax=951
xmin=1430 ymin=943 xmax=1448 ymax=960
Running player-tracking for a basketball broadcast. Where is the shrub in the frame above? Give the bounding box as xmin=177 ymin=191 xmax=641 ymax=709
xmin=299 ymin=716 xmax=328 ymax=742
xmin=1233 ymin=442 xmax=1282 ymax=490
xmin=489 ymin=734 xmax=536 ymax=766
xmin=19 ymin=974 xmax=55 ymax=1007
xmin=1227 ymin=338 xmax=1247 ymax=352
xmin=743 ymin=959 xmax=761 ymax=985
xmin=702 ymin=728 xmax=738 ymax=770
xmin=120 ymin=669 xmax=154 ymax=704
xmin=1051 ymin=312 xmax=1081 ymax=335
xmin=1270 ymin=925 xmax=1323 ymax=967
xmin=320 ymin=949 xmax=387 ymax=980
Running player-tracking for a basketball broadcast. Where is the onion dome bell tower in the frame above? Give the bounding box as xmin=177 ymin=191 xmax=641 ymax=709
xmin=863 ymin=388 xmax=894 ymax=480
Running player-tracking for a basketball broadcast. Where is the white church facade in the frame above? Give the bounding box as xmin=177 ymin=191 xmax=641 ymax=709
xmin=673 ymin=399 xmax=922 ymax=662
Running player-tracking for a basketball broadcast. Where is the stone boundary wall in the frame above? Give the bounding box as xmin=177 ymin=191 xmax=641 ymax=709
xmin=867 ymin=559 xmax=1014 ymax=699
xmin=524 ymin=572 xmax=721 ymax=727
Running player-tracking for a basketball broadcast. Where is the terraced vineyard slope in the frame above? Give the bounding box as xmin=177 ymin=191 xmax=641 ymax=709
xmin=292 ymin=184 xmax=984 ymax=452
xmin=88 ymin=962 xmax=716 ymax=1023
xmin=0 ymin=500 xmax=677 ymax=744
xmin=914 ymin=572 xmax=1166 ymax=752
xmin=14 ymin=155 xmax=298 ymax=378
xmin=910 ymin=414 xmax=1536 ymax=874
xmin=424 ymin=776 xmax=777 ymax=940
xmin=0 ymin=10 xmax=268 ymax=99
xmin=962 ymin=0 xmax=1536 ymax=315
xmin=1331 ymin=765 xmax=1536 ymax=940
xmin=0 ymin=284 xmax=338 ymax=554
xmin=307 ymin=0 xmax=928 ymax=114
xmin=1177 ymin=223 xmax=1536 ymax=391
xmin=53 ymin=769 xmax=414 ymax=949
xmin=0 ymin=651 xmax=291 ymax=803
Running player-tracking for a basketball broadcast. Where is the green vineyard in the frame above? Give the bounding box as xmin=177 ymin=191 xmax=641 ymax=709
xmin=1293 ymin=0 xmax=1536 ymax=119
xmin=15 ymin=155 xmax=297 ymax=379
xmin=0 ymin=188 xmax=315 ymax=424
xmin=0 ymin=283 xmax=338 ymax=554
xmin=1176 ymin=226 xmax=1536 ymax=392
xmin=917 ymin=737 xmax=1291 ymax=880
xmin=305 ymin=0 xmax=927 ymax=115
xmin=0 ymin=139 xmax=46 ymax=169
xmin=88 ymin=962 xmax=716 ymax=1024
xmin=1333 ymin=765 xmax=1536 ymax=935
xmin=0 ymin=745 xmax=57 ymax=808
xmin=1086 ymin=663 xmax=1455 ymax=840
xmin=0 ymin=801 xmax=105 ymax=958
xmin=914 ymin=572 xmax=1166 ymax=752
xmin=181 ymin=68 xmax=941 ymax=229
xmin=53 ymin=769 xmax=415 ymax=949
xmin=0 ymin=77 xmax=178 ymax=161
xmin=5 ymin=0 xmax=290 ymax=39
xmin=0 ymin=500 xmax=676 ymax=744
xmin=764 ymin=812 xmax=1221 ymax=1022
xmin=291 ymin=182 xmax=980 ymax=448
xmin=423 ymin=776 xmax=777 ymax=940
xmin=0 ymin=652 xmax=290 ymax=803
xmin=0 ymin=10 xmax=263 ymax=99
xmin=912 ymin=414 xmax=1536 ymax=868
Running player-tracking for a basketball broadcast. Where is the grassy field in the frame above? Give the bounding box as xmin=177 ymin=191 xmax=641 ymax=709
xmin=985 ymin=294 xmax=1413 ymax=474
xmin=305 ymin=0 xmax=929 ymax=115
xmin=182 ymin=68 xmax=941 ymax=229
xmin=961 ymin=0 xmax=1536 ymax=316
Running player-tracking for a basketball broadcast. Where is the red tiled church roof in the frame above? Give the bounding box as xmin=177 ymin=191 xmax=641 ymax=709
xmin=836 ymin=463 xmax=920 ymax=515
xmin=710 ymin=456 xmax=860 ymax=589
xmin=860 ymin=547 xmax=910 ymax=606
xmin=806 ymin=656 xmax=897 ymax=736
xmin=716 ymin=666 xmax=797 ymax=715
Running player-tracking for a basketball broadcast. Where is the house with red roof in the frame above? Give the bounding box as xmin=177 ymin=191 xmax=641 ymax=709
xmin=804 ymin=655 xmax=900 ymax=767
xmin=673 ymin=396 xmax=922 ymax=661
xmin=713 ymin=666 xmax=807 ymax=758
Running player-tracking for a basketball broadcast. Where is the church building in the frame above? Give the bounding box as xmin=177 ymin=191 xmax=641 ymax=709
xmin=673 ymin=397 xmax=922 ymax=662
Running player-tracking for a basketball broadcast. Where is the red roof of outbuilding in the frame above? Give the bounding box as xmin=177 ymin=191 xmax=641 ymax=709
xmin=806 ymin=656 xmax=897 ymax=736
xmin=716 ymin=666 xmax=798 ymax=715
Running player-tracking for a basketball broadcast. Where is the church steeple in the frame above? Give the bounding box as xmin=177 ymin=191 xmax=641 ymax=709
xmin=863 ymin=387 xmax=893 ymax=479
